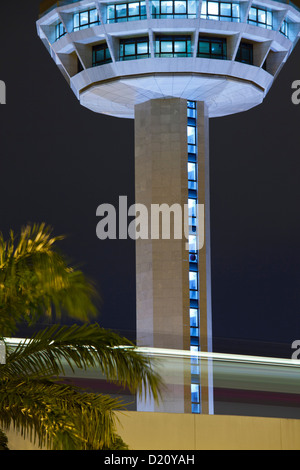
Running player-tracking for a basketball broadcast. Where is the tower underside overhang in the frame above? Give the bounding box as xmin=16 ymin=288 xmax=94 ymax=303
xmin=75 ymin=60 xmax=270 ymax=119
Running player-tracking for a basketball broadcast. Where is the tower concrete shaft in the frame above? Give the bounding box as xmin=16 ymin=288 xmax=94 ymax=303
xmin=135 ymin=98 xmax=213 ymax=413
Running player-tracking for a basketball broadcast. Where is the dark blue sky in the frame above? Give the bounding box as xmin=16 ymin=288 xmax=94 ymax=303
xmin=0 ymin=0 xmax=300 ymax=358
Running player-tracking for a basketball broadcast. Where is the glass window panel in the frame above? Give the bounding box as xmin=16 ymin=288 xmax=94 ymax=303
xmin=188 ymin=162 xmax=196 ymax=181
xmin=90 ymin=8 xmax=98 ymax=23
xmin=188 ymin=0 xmax=197 ymax=14
xmin=257 ymin=8 xmax=266 ymax=23
xmin=129 ymin=2 xmax=140 ymax=16
xmin=190 ymin=345 xmax=199 ymax=364
xmin=187 ymin=107 xmax=196 ymax=118
xmin=174 ymin=0 xmax=187 ymax=14
xmin=161 ymin=41 xmax=173 ymax=52
xmin=74 ymin=13 xmax=80 ymax=28
xmin=107 ymin=6 xmax=115 ymax=19
xmin=189 ymin=271 xmax=198 ymax=290
xmin=191 ymin=384 xmax=200 ymax=402
xmin=188 ymin=198 xmax=197 ymax=217
xmin=220 ymin=2 xmax=231 ymax=16
xmin=190 ymin=327 xmax=199 ymax=337
xmin=174 ymin=40 xmax=187 ymax=52
xmin=80 ymin=11 xmax=89 ymax=24
xmin=211 ymin=42 xmax=223 ymax=55
xmin=187 ymin=40 xmax=191 ymax=54
xmin=124 ymin=43 xmax=136 ymax=56
xmin=96 ymin=49 xmax=105 ymax=62
xmin=188 ymin=144 xmax=196 ymax=154
xmin=189 ymin=234 xmax=197 ymax=252
xmin=188 ymin=125 xmax=196 ymax=144
xmin=232 ymin=3 xmax=239 ymax=17
xmin=161 ymin=1 xmax=173 ymax=13
xmin=199 ymin=41 xmax=210 ymax=54
xmin=192 ymin=403 xmax=200 ymax=413
xmin=116 ymin=4 xmax=127 ymax=17
xmin=267 ymin=11 xmax=272 ymax=25
xmin=152 ymin=0 xmax=159 ymax=15
xmin=248 ymin=7 xmax=256 ymax=21
xmin=190 ymin=308 xmax=198 ymax=327
xmin=137 ymin=41 xmax=148 ymax=54
xmin=190 ymin=290 xmax=199 ymax=299
xmin=207 ymin=1 xmax=219 ymax=15
xmin=201 ymin=0 xmax=207 ymax=14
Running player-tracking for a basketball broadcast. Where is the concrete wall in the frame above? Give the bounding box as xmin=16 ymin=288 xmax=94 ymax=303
xmin=115 ymin=411 xmax=300 ymax=450
xmin=5 ymin=411 xmax=300 ymax=450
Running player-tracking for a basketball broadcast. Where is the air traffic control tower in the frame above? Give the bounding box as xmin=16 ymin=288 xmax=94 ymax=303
xmin=37 ymin=0 xmax=300 ymax=415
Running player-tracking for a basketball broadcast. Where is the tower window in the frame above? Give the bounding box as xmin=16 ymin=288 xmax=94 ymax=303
xmin=280 ymin=19 xmax=289 ymax=38
xmin=236 ymin=42 xmax=253 ymax=65
xmin=155 ymin=35 xmax=192 ymax=57
xmin=151 ymin=0 xmax=197 ymax=19
xmin=92 ymin=43 xmax=112 ymax=66
xmin=74 ymin=8 xmax=100 ymax=31
xmin=201 ymin=1 xmax=240 ymax=22
xmin=55 ymin=22 xmax=66 ymax=41
xmin=107 ymin=2 xmax=147 ymax=23
xmin=119 ymin=37 xmax=150 ymax=60
xmin=248 ymin=6 xmax=273 ymax=30
xmin=198 ymin=36 xmax=227 ymax=60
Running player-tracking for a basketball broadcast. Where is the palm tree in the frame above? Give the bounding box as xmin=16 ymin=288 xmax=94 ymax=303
xmin=0 ymin=224 xmax=162 ymax=450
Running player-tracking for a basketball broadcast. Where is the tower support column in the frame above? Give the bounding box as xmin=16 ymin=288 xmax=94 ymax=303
xmin=134 ymin=98 xmax=213 ymax=414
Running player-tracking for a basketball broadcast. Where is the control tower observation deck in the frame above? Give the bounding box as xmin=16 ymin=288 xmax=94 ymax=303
xmin=37 ymin=0 xmax=300 ymax=414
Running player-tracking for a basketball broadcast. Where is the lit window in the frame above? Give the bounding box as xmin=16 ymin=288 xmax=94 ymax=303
xmin=190 ymin=308 xmax=198 ymax=327
xmin=107 ymin=1 xmax=146 ymax=23
xmin=155 ymin=35 xmax=192 ymax=57
xmin=73 ymin=8 xmax=100 ymax=31
xmin=188 ymin=162 xmax=197 ymax=191
xmin=119 ymin=37 xmax=150 ymax=60
xmin=191 ymin=384 xmax=200 ymax=403
xmin=201 ymin=1 xmax=240 ymax=22
xmin=189 ymin=271 xmax=198 ymax=290
xmin=189 ymin=234 xmax=197 ymax=252
xmin=151 ymin=0 xmax=197 ymax=18
xmin=248 ymin=6 xmax=273 ymax=30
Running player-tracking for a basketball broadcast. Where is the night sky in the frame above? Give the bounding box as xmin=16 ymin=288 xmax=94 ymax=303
xmin=0 ymin=0 xmax=300 ymax=358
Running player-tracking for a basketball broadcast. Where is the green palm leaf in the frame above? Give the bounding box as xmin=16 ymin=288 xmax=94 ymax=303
xmin=0 ymin=223 xmax=98 ymax=336
xmin=3 ymin=323 xmax=162 ymax=402
xmin=0 ymin=378 xmax=126 ymax=450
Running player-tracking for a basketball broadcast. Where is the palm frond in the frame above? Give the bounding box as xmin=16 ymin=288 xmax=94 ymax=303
xmin=0 ymin=378 xmax=125 ymax=450
xmin=0 ymin=223 xmax=98 ymax=336
xmin=2 ymin=323 xmax=163 ymax=403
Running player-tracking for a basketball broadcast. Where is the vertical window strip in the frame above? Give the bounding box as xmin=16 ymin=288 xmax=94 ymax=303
xmin=187 ymin=100 xmax=200 ymax=414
